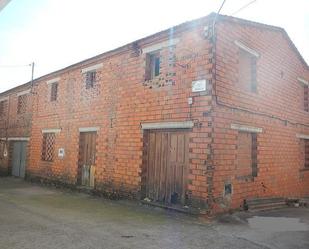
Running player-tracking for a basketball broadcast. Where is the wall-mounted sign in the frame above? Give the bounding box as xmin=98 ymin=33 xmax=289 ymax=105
xmin=58 ymin=148 xmax=65 ymax=158
xmin=192 ymin=79 xmax=207 ymax=92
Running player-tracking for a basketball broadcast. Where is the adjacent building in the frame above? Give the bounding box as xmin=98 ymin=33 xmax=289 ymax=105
xmin=1 ymin=13 xmax=309 ymax=213
xmin=0 ymin=83 xmax=32 ymax=177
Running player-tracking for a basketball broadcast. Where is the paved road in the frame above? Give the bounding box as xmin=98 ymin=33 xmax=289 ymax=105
xmin=0 ymin=177 xmax=308 ymax=249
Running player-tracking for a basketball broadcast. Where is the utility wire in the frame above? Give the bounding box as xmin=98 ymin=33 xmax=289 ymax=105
xmin=232 ymin=0 xmax=257 ymax=15
xmin=0 ymin=64 xmax=32 ymax=68
xmin=216 ymin=0 xmax=227 ymax=15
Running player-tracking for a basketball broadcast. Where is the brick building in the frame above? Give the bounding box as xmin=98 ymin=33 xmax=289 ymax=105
xmin=1 ymin=13 xmax=309 ymax=213
xmin=0 ymin=83 xmax=32 ymax=177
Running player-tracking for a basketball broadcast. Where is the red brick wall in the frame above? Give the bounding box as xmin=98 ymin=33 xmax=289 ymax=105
xmin=0 ymin=87 xmax=32 ymax=138
xmin=5 ymin=15 xmax=308 ymax=213
xmin=212 ymin=19 xmax=309 ymax=212
xmin=28 ymin=18 xmax=214 ymax=206
xmin=0 ymin=85 xmax=32 ymax=175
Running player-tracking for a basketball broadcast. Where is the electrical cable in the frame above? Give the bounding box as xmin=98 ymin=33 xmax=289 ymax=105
xmin=0 ymin=64 xmax=32 ymax=68
xmin=232 ymin=0 xmax=257 ymax=15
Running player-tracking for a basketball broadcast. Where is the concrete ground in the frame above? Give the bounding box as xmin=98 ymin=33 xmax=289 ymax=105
xmin=0 ymin=178 xmax=308 ymax=249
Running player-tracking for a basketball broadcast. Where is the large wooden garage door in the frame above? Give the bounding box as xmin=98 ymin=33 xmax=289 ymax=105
xmin=145 ymin=130 xmax=189 ymax=205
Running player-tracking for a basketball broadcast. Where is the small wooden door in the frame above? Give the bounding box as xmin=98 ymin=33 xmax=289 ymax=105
xmin=11 ymin=141 xmax=27 ymax=178
xmin=77 ymin=132 xmax=97 ymax=187
xmin=144 ymin=130 xmax=189 ymax=205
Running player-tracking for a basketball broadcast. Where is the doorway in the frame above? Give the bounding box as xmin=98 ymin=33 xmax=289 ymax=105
xmin=143 ymin=130 xmax=189 ymax=205
xmin=77 ymin=131 xmax=97 ymax=187
xmin=11 ymin=141 xmax=27 ymax=178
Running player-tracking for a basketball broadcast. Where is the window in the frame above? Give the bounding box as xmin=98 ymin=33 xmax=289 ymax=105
xmin=145 ymin=51 xmax=160 ymax=80
xmin=50 ymin=82 xmax=58 ymax=102
xmin=303 ymin=139 xmax=309 ymax=168
xmin=41 ymin=133 xmax=55 ymax=162
xmin=238 ymin=49 xmax=257 ymax=93
xmin=224 ymin=183 xmax=232 ymax=196
xmin=298 ymin=78 xmax=309 ymax=112
xmin=0 ymin=141 xmax=5 ymax=160
xmin=85 ymin=71 xmax=96 ymax=89
xmin=237 ymin=132 xmax=258 ymax=177
xmin=304 ymin=85 xmax=308 ymax=112
xmin=17 ymin=94 xmax=27 ymax=114
xmin=0 ymin=100 xmax=6 ymax=117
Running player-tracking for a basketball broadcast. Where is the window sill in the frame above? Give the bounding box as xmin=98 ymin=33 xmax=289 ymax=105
xmin=41 ymin=160 xmax=53 ymax=164
xmin=236 ymin=175 xmax=255 ymax=182
xmin=299 ymin=168 xmax=309 ymax=172
xmin=144 ymin=76 xmax=161 ymax=82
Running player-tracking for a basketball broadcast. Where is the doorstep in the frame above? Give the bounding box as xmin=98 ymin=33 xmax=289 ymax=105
xmin=287 ymin=197 xmax=309 ymax=207
xmin=76 ymin=185 xmax=94 ymax=194
xmin=140 ymin=200 xmax=202 ymax=215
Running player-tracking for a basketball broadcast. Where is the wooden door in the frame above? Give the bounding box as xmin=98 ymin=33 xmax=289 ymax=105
xmin=12 ymin=142 xmax=20 ymax=177
xmin=11 ymin=141 xmax=27 ymax=178
xmin=145 ymin=130 xmax=189 ymax=205
xmin=78 ymin=132 xmax=97 ymax=187
xmin=19 ymin=142 xmax=27 ymax=178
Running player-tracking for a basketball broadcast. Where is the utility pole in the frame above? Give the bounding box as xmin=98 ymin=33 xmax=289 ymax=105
xmin=30 ymin=62 xmax=35 ymax=93
xmin=31 ymin=62 xmax=34 ymax=86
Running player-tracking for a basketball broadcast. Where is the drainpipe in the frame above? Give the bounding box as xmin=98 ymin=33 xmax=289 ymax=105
xmin=4 ymin=94 xmax=10 ymax=173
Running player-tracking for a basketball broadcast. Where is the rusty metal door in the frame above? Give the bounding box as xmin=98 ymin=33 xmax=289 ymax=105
xmin=77 ymin=132 xmax=97 ymax=187
xmin=145 ymin=130 xmax=189 ymax=205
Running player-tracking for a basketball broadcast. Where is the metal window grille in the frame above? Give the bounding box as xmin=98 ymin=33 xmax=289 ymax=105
xmin=304 ymin=85 xmax=308 ymax=112
xmin=0 ymin=101 xmax=5 ymax=117
xmin=41 ymin=133 xmax=55 ymax=162
xmin=85 ymin=71 xmax=96 ymax=89
xmin=305 ymin=140 xmax=309 ymax=168
xmin=251 ymin=133 xmax=258 ymax=177
xmin=17 ymin=94 xmax=27 ymax=114
xmin=50 ymin=82 xmax=58 ymax=101
xmin=0 ymin=141 xmax=4 ymax=160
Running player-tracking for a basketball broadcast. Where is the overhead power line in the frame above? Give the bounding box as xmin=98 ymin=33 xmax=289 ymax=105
xmin=0 ymin=64 xmax=32 ymax=68
xmin=216 ymin=0 xmax=227 ymax=15
xmin=232 ymin=0 xmax=257 ymax=15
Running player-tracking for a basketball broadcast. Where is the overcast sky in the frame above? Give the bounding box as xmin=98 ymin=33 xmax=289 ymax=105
xmin=0 ymin=0 xmax=308 ymax=92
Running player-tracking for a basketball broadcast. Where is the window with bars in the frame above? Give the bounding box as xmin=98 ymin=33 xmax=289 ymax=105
xmin=17 ymin=94 xmax=27 ymax=114
xmin=50 ymin=82 xmax=58 ymax=102
xmin=145 ymin=51 xmax=161 ymax=81
xmin=85 ymin=71 xmax=96 ymax=89
xmin=304 ymin=85 xmax=308 ymax=112
xmin=0 ymin=141 xmax=5 ymax=160
xmin=41 ymin=133 xmax=55 ymax=162
xmin=0 ymin=100 xmax=6 ymax=117
xmin=237 ymin=132 xmax=258 ymax=177
xmin=238 ymin=49 xmax=257 ymax=93
xmin=304 ymin=140 xmax=309 ymax=168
